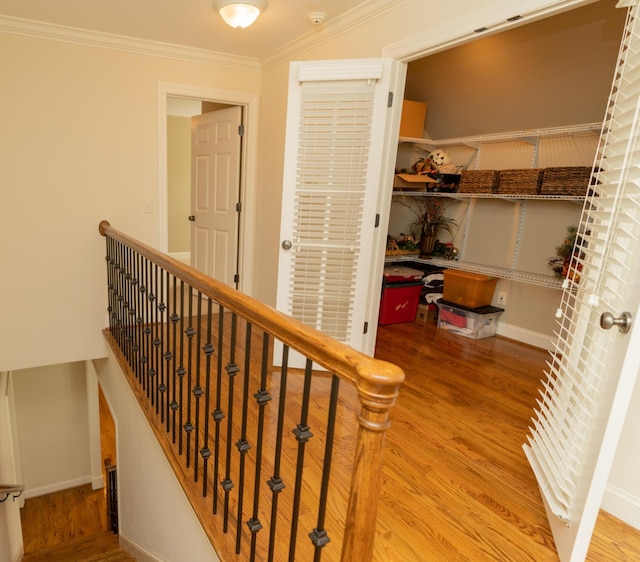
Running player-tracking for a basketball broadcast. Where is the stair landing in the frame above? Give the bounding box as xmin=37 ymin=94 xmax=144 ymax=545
xmin=22 ymin=531 xmax=135 ymax=562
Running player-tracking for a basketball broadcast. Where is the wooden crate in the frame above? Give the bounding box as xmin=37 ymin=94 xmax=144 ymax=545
xmin=496 ymin=168 xmax=543 ymax=195
xmin=458 ymin=170 xmax=499 ymax=194
xmin=539 ymin=167 xmax=592 ymax=196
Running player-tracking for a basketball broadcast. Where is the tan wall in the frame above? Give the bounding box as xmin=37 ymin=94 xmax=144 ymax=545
xmin=167 ymin=116 xmax=191 ymax=254
xmin=0 ymin=32 xmax=259 ymax=372
xmin=12 ymin=363 xmax=90 ymax=494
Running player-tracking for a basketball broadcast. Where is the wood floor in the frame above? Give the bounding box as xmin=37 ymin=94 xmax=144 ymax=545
xmin=373 ymin=320 xmax=640 ymax=562
xmin=18 ymin=320 xmax=640 ymax=561
xmin=20 ymin=386 xmax=121 ymax=559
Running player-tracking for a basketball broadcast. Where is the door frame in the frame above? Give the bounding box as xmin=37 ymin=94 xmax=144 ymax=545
xmin=157 ymin=82 xmax=259 ymax=296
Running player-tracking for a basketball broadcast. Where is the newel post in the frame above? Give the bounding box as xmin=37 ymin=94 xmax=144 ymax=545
xmin=340 ymin=363 xmax=404 ymax=561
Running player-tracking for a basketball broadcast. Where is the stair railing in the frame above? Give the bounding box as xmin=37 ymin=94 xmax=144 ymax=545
xmin=98 ymin=220 xmax=404 ymax=562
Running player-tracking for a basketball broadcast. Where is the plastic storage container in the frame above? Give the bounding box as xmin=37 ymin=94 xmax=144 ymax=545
xmin=436 ymin=300 xmax=504 ymax=339
xmin=379 ymin=281 xmax=423 ymax=325
xmin=443 ymin=269 xmax=498 ymax=308
xmin=383 ymin=266 xmax=424 ymax=283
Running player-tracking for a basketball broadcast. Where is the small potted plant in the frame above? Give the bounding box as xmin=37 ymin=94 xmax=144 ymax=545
xmin=394 ymin=197 xmax=458 ymax=258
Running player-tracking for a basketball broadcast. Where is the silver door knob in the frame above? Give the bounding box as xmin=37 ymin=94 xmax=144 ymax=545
xmin=600 ymin=311 xmax=632 ymax=334
xmin=282 ymin=240 xmax=292 ymax=250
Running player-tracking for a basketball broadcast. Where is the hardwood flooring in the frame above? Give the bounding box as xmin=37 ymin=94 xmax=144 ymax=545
xmin=373 ymin=320 xmax=640 ymax=562
xmin=22 ymin=531 xmax=135 ymax=562
xmin=18 ymin=319 xmax=640 ymax=561
xmin=20 ymin=386 xmax=119 ymax=558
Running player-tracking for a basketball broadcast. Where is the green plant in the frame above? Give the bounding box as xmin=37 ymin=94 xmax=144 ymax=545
xmin=548 ymin=225 xmax=584 ymax=280
xmin=394 ymin=196 xmax=458 ymax=240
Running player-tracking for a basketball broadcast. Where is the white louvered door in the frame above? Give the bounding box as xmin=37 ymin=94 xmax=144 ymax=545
xmin=523 ymin=3 xmax=640 ymax=560
xmin=276 ymin=59 xmax=396 ymax=356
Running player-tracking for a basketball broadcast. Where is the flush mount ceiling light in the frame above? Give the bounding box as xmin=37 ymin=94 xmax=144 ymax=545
xmin=216 ymin=0 xmax=265 ymax=29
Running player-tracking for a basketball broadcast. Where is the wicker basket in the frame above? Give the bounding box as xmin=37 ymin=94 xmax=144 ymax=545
xmin=496 ymin=169 xmax=543 ymax=195
xmin=458 ymin=170 xmax=499 ymax=194
xmin=540 ymin=167 xmax=592 ymax=196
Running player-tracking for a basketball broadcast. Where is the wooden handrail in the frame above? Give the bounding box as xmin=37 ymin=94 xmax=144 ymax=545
xmin=99 ymin=220 xmax=405 ymax=560
xmin=0 ymin=484 xmax=24 ymax=503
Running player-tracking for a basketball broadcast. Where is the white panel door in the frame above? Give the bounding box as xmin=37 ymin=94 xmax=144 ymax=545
xmin=524 ymin=4 xmax=640 ymax=560
xmin=191 ymin=106 xmax=242 ymax=288
xmin=276 ymin=58 xmax=398 ymax=356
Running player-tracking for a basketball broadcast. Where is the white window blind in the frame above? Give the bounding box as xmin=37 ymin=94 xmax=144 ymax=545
xmin=523 ymin=1 xmax=640 ymax=531
xmin=286 ymin=79 xmax=376 ymax=341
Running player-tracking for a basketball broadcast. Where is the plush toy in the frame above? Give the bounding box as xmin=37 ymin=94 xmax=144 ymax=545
xmin=429 ymin=149 xmax=457 ymax=174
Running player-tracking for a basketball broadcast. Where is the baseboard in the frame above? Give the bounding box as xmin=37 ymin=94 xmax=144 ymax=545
xmin=602 ymin=483 xmax=640 ymax=531
xmin=91 ymin=474 xmax=105 ymax=490
xmin=169 ymin=251 xmax=190 ymax=266
xmin=23 ymin=475 xmax=92 ymax=499
xmin=496 ymin=322 xmax=554 ymax=350
xmin=119 ymin=534 xmax=168 ymax=562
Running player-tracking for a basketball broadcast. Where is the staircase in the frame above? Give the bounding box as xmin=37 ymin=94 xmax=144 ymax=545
xmin=22 ymin=532 xmax=135 ymax=562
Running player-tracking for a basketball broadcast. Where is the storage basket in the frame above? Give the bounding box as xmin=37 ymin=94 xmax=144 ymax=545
xmin=539 ymin=167 xmax=592 ymax=196
xmin=496 ymin=168 xmax=543 ymax=195
xmin=458 ymin=170 xmax=498 ymax=194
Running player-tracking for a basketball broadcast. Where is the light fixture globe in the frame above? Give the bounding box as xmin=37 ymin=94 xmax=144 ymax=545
xmin=216 ymin=0 xmax=265 ymax=29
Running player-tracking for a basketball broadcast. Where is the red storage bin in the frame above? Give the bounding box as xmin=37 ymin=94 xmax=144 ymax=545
xmin=378 ymin=281 xmax=423 ymax=325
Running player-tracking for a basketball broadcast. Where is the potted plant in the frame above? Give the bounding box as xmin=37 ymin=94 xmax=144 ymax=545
xmin=395 ymin=197 xmax=458 ymax=258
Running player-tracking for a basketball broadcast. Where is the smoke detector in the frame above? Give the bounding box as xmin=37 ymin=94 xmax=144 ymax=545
xmin=308 ymin=11 xmax=327 ymax=25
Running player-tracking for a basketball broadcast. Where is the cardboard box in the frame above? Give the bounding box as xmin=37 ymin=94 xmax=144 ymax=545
xmin=379 ymin=282 xmax=423 ymax=325
xmin=415 ymin=303 xmax=438 ymax=324
xmin=436 ymin=300 xmax=504 ymax=339
xmin=399 ymin=100 xmax=427 ymax=139
xmin=443 ymin=269 xmax=497 ymax=309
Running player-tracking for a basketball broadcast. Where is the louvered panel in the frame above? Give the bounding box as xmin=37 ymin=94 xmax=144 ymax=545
xmin=282 ymin=76 xmax=376 ymax=343
xmin=524 ymin=3 xmax=640 ymax=539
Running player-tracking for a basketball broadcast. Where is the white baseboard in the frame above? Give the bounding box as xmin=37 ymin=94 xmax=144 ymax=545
xmin=119 ymin=534 xmax=169 ymax=562
xmin=602 ymin=484 xmax=640 ymax=531
xmin=169 ymin=251 xmax=190 ymax=266
xmin=23 ymin=475 xmax=92 ymax=499
xmin=496 ymin=322 xmax=554 ymax=350
xmin=91 ymin=474 xmax=105 ymax=490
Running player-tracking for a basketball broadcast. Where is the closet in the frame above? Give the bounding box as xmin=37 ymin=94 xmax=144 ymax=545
xmin=385 ymin=0 xmax=626 ymax=347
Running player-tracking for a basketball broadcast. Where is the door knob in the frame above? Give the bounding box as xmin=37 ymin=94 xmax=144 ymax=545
xmin=282 ymin=240 xmax=292 ymax=250
xmin=600 ymin=311 xmax=632 ymax=334
xmin=188 ymin=215 xmax=195 ymax=221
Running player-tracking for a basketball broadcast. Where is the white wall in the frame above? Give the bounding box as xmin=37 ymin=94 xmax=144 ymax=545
xmin=12 ymin=362 xmax=92 ymax=497
xmin=93 ymin=353 xmax=219 ymax=562
xmin=0 ymin=31 xmax=260 ymax=373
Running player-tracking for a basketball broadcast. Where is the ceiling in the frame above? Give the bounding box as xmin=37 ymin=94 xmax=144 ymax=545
xmin=0 ymin=0 xmax=369 ymax=59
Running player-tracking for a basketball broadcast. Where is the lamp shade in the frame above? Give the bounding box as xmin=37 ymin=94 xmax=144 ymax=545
xmin=217 ymin=0 xmax=265 ymax=29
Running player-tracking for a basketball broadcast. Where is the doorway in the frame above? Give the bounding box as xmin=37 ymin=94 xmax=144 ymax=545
xmin=166 ymin=97 xmax=239 ymax=288
xmin=158 ymin=84 xmax=259 ymax=296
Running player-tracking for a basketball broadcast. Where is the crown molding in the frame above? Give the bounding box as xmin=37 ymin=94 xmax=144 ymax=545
xmin=0 ymin=14 xmax=260 ymax=72
xmin=259 ymin=0 xmax=411 ymax=71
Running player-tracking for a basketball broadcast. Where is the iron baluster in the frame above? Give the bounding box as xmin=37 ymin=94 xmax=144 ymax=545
xmin=247 ymin=331 xmax=271 ymax=561
xmin=289 ymin=358 xmax=315 ymax=561
xmin=235 ymin=321 xmax=253 ymax=554
xmin=193 ymin=292 xmax=203 ymax=482
xmin=212 ymin=304 xmax=226 ymax=515
xmin=309 ymin=375 xmax=340 ymax=561
xmin=267 ymin=344 xmax=289 ymax=562
xmin=222 ymin=313 xmax=239 ymax=533
xmin=184 ymin=286 xmax=195 ymax=467
xmin=201 ymin=298 xmax=214 ymax=497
